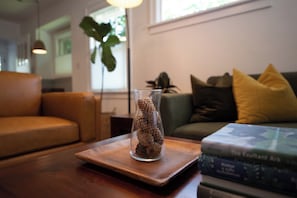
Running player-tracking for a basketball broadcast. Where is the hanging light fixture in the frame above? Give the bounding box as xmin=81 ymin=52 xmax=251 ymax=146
xmin=106 ymin=0 xmax=143 ymax=8
xmin=106 ymin=0 xmax=142 ymax=114
xmin=32 ymin=0 xmax=47 ymax=54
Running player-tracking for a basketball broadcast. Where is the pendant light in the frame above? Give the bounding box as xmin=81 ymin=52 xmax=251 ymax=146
xmin=106 ymin=0 xmax=143 ymax=114
xmin=32 ymin=0 xmax=47 ymax=54
xmin=106 ymin=0 xmax=143 ymax=8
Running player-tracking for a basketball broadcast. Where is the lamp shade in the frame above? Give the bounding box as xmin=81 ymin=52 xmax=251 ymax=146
xmin=32 ymin=40 xmax=47 ymax=54
xmin=106 ymin=0 xmax=143 ymax=8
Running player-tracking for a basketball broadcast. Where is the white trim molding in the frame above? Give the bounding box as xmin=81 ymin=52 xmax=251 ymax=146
xmin=148 ymin=0 xmax=271 ymax=34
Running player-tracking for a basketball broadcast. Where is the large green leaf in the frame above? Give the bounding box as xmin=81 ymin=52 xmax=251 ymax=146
xmin=158 ymin=72 xmax=170 ymax=88
xmin=105 ymin=35 xmax=121 ymax=47
xmin=79 ymin=16 xmax=93 ymax=31
xmin=101 ymin=45 xmax=116 ymax=72
xmin=80 ymin=16 xmax=112 ymax=42
xmin=91 ymin=47 xmax=97 ymax=64
xmin=97 ymin=23 xmax=112 ymax=39
xmin=79 ymin=16 xmax=120 ymax=72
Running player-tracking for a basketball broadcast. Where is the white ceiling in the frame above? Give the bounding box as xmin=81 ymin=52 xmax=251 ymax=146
xmin=0 ymin=0 xmax=61 ymax=24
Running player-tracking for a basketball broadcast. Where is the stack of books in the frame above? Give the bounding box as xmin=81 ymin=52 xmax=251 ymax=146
xmin=197 ymin=123 xmax=297 ymax=198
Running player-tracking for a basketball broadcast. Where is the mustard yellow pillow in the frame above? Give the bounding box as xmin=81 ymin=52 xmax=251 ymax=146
xmin=233 ymin=64 xmax=297 ymax=123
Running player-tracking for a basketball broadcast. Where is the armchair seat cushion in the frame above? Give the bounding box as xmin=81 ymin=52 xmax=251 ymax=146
xmin=0 ymin=117 xmax=79 ymax=158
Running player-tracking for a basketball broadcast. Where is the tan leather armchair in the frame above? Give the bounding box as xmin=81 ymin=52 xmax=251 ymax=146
xmin=0 ymin=71 xmax=101 ymax=163
xmin=42 ymin=92 xmax=100 ymax=142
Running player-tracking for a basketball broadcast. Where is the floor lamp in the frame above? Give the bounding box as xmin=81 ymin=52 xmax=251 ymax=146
xmin=106 ymin=0 xmax=143 ymax=114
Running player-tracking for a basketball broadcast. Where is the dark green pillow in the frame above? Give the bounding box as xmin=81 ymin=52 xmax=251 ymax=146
xmin=190 ymin=74 xmax=237 ymax=122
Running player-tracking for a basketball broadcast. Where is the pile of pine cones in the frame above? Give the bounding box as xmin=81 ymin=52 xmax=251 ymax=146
xmin=134 ymin=97 xmax=164 ymax=159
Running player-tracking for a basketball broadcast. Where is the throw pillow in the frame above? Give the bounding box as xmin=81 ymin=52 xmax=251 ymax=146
xmin=233 ymin=64 xmax=297 ymax=123
xmin=190 ymin=73 xmax=237 ymax=122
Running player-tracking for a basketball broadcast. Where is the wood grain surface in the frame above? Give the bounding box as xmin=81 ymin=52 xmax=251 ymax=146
xmin=0 ymin=135 xmax=202 ymax=198
xmin=75 ymin=138 xmax=201 ymax=186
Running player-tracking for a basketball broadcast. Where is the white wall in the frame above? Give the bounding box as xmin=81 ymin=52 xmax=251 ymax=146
xmin=34 ymin=30 xmax=53 ymax=78
xmin=0 ymin=20 xmax=19 ymax=71
xmin=14 ymin=0 xmax=297 ymax=114
xmin=7 ymin=42 xmax=17 ymax=71
xmin=0 ymin=19 xmax=20 ymax=41
xmin=131 ymin=0 xmax=297 ymax=93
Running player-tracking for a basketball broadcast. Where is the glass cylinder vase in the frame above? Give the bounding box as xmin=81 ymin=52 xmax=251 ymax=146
xmin=130 ymin=89 xmax=164 ymax=162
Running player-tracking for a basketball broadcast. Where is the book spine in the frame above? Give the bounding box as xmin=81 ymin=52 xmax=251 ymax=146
xmin=198 ymin=154 xmax=297 ymax=196
xmin=197 ymin=183 xmax=246 ymax=198
xmin=201 ymin=175 xmax=292 ymax=198
xmin=201 ymin=139 xmax=297 ymax=169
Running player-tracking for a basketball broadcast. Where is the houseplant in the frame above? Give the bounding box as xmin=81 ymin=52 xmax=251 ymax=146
xmin=79 ymin=16 xmax=121 ymax=140
xmin=146 ymin=72 xmax=180 ymax=93
xmin=79 ymin=16 xmax=120 ymax=71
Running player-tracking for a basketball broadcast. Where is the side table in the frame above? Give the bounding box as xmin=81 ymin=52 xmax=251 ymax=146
xmin=110 ymin=114 xmax=134 ymax=137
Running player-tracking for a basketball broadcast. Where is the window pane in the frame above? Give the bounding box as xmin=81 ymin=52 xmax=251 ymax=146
xmin=90 ymin=6 xmax=127 ymax=92
xmin=55 ymin=31 xmax=72 ymax=57
xmin=54 ymin=30 xmax=72 ymax=76
xmin=160 ymin=0 xmax=242 ymax=22
xmin=58 ymin=37 xmax=71 ymax=56
xmin=91 ymin=43 xmax=127 ymax=91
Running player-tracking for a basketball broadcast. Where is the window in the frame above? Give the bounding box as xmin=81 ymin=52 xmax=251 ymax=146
xmin=56 ymin=32 xmax=71 ymax=56
xmin=159 ymin=0 xmax=241 ymax=22
xmin=54 ymin=30 xmax=72 ymax=76
xmin=150 ymin=0 xmax=271 ymax=33
xmin=90 ymin=6 xmax=127 ymax=92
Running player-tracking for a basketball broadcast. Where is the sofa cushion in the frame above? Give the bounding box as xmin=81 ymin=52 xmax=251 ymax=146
xmin=233 ymin=64 xmax=297 ymax=124
xmin=0 ymin=117 xmax=79 ymax=158
xmin=190 ymin=74 xmax=237 ymax=122
xmin=173 ymin=122 xmax=229 ymax=140
xmin=257 ymin=122 xmax=297 ymax=129
xmin=0 ymin=72 xmax=41 ymax=117
xmin=173 ymin=122 xmax=297 ymax=141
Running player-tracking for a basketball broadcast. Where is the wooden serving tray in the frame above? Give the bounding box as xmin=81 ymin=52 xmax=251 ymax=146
xmin=75 ymin=138 xmax=201 ymax=186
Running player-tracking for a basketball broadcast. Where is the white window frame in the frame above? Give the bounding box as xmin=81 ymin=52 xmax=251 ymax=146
xmin=149 ymin=0 xmax=271 ymax=34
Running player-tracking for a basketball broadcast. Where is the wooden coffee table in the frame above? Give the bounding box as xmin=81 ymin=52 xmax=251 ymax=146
xmin=0 ymin=134 xmax=202 ymax=197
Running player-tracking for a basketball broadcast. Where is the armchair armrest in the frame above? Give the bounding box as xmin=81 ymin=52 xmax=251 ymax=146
xmin=160 ymin=93 xmax=193 ymax=136
xmin=42 ymin=92 xmax=101 ymax=142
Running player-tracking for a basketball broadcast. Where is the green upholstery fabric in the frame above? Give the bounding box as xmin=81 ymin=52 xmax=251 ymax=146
xmin=257 ymin=122 xmax=297 ymax=129
xmin=173 ymin=122 xmax=228 ymax=140
xmin=190 ymin=74 xmax=237 ymax=122
xmin=160 ymin=93 xmax=192 ymax=136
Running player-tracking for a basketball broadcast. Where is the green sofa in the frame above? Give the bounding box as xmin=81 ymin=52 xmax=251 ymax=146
xmin=160 ymin=72 xmax=297 ymax=140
